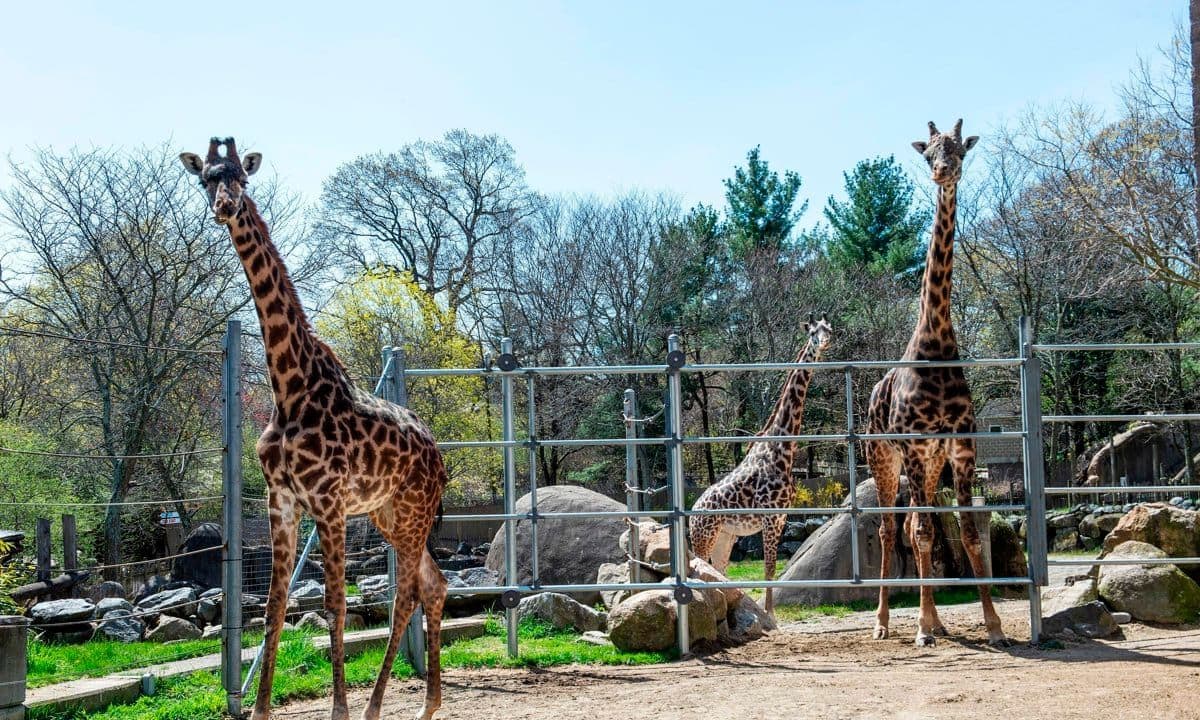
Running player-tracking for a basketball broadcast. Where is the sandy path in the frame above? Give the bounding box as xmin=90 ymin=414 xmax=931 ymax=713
xmin=275 ymin=600 xmax=1200 ymax=720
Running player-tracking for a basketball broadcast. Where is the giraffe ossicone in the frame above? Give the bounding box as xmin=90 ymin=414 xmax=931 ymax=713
xmin=864 ymin=119 xmax=1009 ymax=649
xmin=181 ymin=137 xmax=449 ymax=720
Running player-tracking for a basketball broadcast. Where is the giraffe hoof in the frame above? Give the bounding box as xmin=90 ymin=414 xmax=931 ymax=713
xmin=873 ymin=625 xmax=889 ymax=640
xmin=988 ymin=634 xmax=1012 ymax=648
xmin=915 ymin=633 xmax=936 ymax=647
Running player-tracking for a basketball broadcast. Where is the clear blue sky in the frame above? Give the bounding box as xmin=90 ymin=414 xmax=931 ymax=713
xmin=0 ymin=1 xmax=1184 ymax=220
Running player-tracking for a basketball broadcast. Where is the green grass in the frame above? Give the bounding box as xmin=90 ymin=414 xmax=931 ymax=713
xmin=725 ymin=559 xmax=997 ymax=623
xmin=26 ymin=628 xmax=322 ymax=689
xmin=28 ymin=616 xmax=670 ymax=720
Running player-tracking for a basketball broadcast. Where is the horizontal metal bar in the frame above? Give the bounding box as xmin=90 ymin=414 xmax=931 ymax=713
xmin=685 ymin=431 xmax=1024 ymax=444
xmin=681 ymin=504 xmax=1025 ymax=517
xmin=439 ymin=576 xmax=1031 ymax=596
xmin=1033 ymin=342 xmax=1200 ymax=352
xmin=532 ymin=437 xmax=669 ymax=448
xmin=1043 ymin=413 xmax=1200 ymax=423
xmin=688 ymin=358 xmax=1024 ymax=372
xmin=441 ymin=509 xmax=673 ymax=523
xmin=1047 ymin=557 xmax=1200 ymax=566
xmin=1045 ymin=485 xmax=1200 ymax=495
xmin=399 ymin=357 xmax=1025 ymax=379
xmin=858 ymin=504 xmax=1027 ymax=515
xmin=683 ymin=507 xmax=849 ymax=517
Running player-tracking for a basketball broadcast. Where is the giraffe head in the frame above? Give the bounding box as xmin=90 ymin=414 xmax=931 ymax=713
xmin=912 ymin=119 xmax=978 ymax=187
xmin=804 ymin=312 xmax=833 ymax=352
xmin=179 ymin=137 xmax=262 ymax=224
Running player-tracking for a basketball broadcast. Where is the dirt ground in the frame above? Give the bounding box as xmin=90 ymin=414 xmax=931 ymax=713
xmin=276 ymin=599 xmax=1200 ymax=720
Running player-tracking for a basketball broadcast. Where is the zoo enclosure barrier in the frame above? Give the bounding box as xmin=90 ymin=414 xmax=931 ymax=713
xmin=222 ymin=317 xmax=1200 ymax=717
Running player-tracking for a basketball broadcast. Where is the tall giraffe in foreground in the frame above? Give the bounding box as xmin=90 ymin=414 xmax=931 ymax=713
xmin=689 ymin=315 xmax=833 ymax=616
xmin=865 ymin=120 xmax=1008 ymax=647
xmin=181 ymin=138 xmax=449 ymax=720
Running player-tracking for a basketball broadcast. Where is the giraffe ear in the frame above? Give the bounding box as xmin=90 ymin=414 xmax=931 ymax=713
xmin=962 ymin=136 xmax=979 ymax=152
xmin=179 ymin=153 xmax=204 ymax=176
xmin=242 ymin=152 xmax=263 ymax=175
xmin=911 ymin=141 xmax=928 ymax=155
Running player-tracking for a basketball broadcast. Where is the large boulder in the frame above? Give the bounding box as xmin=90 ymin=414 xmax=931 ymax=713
xmin=444 ymin=566 xmax=500 ymax=616
xmin=518 ymin=592 xmax=606 ymax=633
xmin=1079 ymin=513 xmax=1124 ymax=541
xmin=97 ymin=610 xmax=145 ymax=643
xmin=89 ymin=581 xmax=127 ymax=603
xmin=31 ymin=598 xmax=96 ymax=640
xmin=146 ymin=615 xmax=202 ymax=642
xmin=606 ymin=588 xmax=717 ymax=652
xmin=291 ymin=579 xmax=325 ymax=613
xmin=486 ymin=486 xmax=640 ymax=605
xmin=1097 ymin=541 xmax=1200 ymax=624
xmin=1103 ymin=503 xmax=1200 ymax=580
xmin=1042 ymin=601 xmax=1120 ymax=640
xmin=136 ymin=587 xmax=198 ymax=619
xmin=93 ymin=598 xmax=134 ymax=618
xmin=170 ymin=522 xmax=224 ymax=588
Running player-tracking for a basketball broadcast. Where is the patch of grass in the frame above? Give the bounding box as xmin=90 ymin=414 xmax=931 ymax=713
xmin=30 ymin=616 xmax=669 ymax=720
xmin=26 ymin=628 xmax=321 ymax=688
xmin=725 ymin=559 xmax=998 ymax=621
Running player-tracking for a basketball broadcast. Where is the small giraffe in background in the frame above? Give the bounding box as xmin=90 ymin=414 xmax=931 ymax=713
xmin=181 ymin=138 xmax=449 ymax=720
xmin=689 ymin=315 xmax=833 ymax=616
xmin=864 ymin=120 xmax=1009 ymax=647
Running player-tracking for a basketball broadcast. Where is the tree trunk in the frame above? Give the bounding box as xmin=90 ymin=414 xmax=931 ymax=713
xmin=1191 ymin=0 xmax=1200 ymax=266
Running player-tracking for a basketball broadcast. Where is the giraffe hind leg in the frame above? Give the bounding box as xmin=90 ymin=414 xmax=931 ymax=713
xmin=951 ymin=439 xmax=1009 ymax=647
xmin=415 ymin=549 xmax=447 ymax=720
xmin=867 ymin=440 xmax=901 ymax=640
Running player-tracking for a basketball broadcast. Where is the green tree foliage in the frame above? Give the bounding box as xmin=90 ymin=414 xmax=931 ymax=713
xmin=723 ymin=147 xmax=806 ymax=259
xmin=316 ymin=269 xmax=500 ymax=504
xmin=822 ymin=155 xmax=930 ymax=278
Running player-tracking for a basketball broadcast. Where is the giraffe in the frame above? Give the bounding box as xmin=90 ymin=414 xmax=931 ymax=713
xmin=689 ymin=314 xmax=833 ymax=616
xmin=180 ymin=138 xmax=449 ymax=720
xmin=864 ymin=120 xmax=1008 ymax=648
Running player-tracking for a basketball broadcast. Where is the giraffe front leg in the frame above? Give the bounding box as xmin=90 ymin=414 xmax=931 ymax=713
xmin=414 ymin=549 xmax=448 ymax=720
xmin=869 ymin=441 xmax=901 ymax=640
xmin=951 ymin=439 xmax=1009 ymax=647
xmin=761 ymin=514 xmax=785 ymax=618
xmin=251 ymin=489 xmax=298 ymax=720
xmin=906 ymin=457 xmax=938 ymax=648
xmin=316 ymin=515 xmax=350 ymax=720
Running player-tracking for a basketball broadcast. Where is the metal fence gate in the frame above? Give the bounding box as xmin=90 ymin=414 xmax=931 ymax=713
xmin=223 ymin=316 xmax=1200 ymax=715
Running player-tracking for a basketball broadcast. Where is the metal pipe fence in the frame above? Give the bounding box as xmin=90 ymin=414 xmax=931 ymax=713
xmin=222 ymin=314 xmax=1200 ymax=711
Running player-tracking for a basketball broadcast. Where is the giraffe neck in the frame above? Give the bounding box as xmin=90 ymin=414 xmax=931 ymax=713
xmin=227 ymin=197 xmax=325 ymax=408
xmin=757 ymin=338 xmax=822 ymax=468
xmin=906 ymin=182 xmax=958 ymax=359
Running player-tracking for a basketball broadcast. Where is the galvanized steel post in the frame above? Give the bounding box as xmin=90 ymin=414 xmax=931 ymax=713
xmin=665 ymin=335 xmax=690 ymax=655
xmin=845 ymin=369 xmax=861 ymax=582
xmin=1019 ymin=317 xmax=1048 ymax=642
xmin=221 ymin=320 xmax=244 ymax=718
xmin=500 ymin=337 xmax=520 ymax=657
xmin=528 ymin=379 xmax=541 ymax=589
xmin=624 ymin=389 xmax=641 ymax=583
xmin=390 ymin=347 xmax=426 ymax=676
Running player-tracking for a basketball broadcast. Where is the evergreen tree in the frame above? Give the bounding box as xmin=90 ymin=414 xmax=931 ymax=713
xmin=723 ymin=146 xmax=806 ymax=259
xmin=823 ymin=155 xmax=929 ymax=278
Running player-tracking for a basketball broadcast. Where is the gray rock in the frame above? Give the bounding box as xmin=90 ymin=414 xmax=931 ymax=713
xmin=245 ymin=617 xmax=266 ymax=633
xmin=1097 ymin=541 xmax=1200 ymax=624
xmin=518 ymin=592 xmax=606 ymax=633
xmin=727 ymin=594 xmax=770 ymax=641
xmin=197 ymin=596 xmax=221 ymax=625
xmin=444 ymin=566 xmax=499 ymax=614
xmin=607 ymin=589 xmax=716 ymax=652
xmin=597 ymin=562 xmax=634 ymax=610
xmin=97 ymin=609 xmax=145 ymax=643
xmin=487 ymin=486 xmax=642 ymax=605
xmin=89 ymin=581 xmax=127 ymax=603
xmin=1053 ymin=529 xmax=1080 ymax=552
xmin=1041 ymin=579 xmax=1098 ymax=617
xmin=146 ymin=615 xmax=201 ymax=642
xmin=201 ymin=624 xmax=222 ymax=639
xmin=580 ymin=630 xmax=610 ymax=646
xmin=356 ymin=574 xmax=390 ymax=604
xmin=31 ymin=598 xmax=95 ymax=626
xmin=1042 ymin=600 xmax=1120 ymax=639
xmin=93 ymin=598 xmax=133 ymax=618
xmin=1111 ymin=611 xmax=1132 ymax=624
xmin=1048 ymin=512 xmax=1081 ymax=530
xmin=137 ymin=587 xmax=198 ymax=619
xmin=296 ymin=611 xmax=330 ymax=632
xmin=291 ymin=579 xmax=325 ymax=613
xmin=1078 ymin=513 xmax=1124 ymax=539
xmin=357 ymin=552 xmax=388 ymax=577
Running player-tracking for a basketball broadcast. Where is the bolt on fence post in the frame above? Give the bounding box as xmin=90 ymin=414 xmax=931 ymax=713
xmin=0 ymin=615 xmax=30 ymax=720
xmin=500 ymin=338 xmax=520 ymax=657
xmin=527 ymin=378 xmax=541 ymax=591
xmin=390 ymin=347 xmax=426 ymax=676
xmin=1019 ymin=316 xmax=1047 ymax=643
xmin=665 ymin=334 xmax=690 ymax=656
xmin=845 ymin=369 xmax=861 ymax=583
xmin=221 ymin=319 xmax=244 ymax=718
xmin=624 ymin=389 xmax=641 ymax=584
